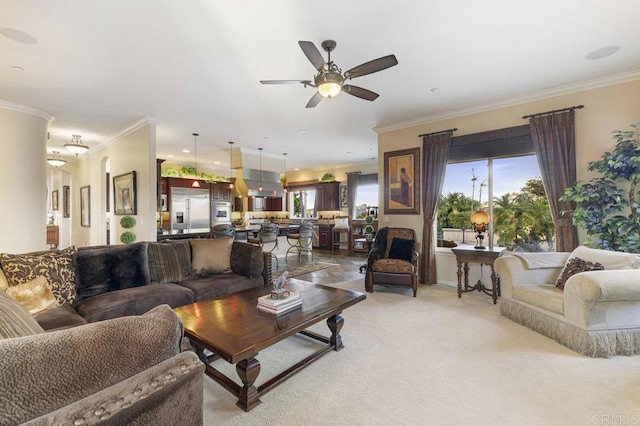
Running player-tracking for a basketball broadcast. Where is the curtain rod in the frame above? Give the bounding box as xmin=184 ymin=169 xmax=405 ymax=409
xmin=418 ymin=128 xmax=458 ymax=138
xmin=522 ymin=105 xmax=583 ymax=120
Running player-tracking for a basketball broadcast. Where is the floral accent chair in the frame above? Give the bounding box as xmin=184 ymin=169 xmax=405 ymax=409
xmin=365 ymin=227 xmax=419 ymax=297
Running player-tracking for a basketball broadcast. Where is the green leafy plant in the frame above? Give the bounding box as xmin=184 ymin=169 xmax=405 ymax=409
xmin=561 ymin=123 xmax=640 ymax=252
xmin=319 ymin=173 xmax=335 ymax=182
xmin=160 ymin=165 xmax=230 ymax=183
xmin=120 ymin=231 xmax=137 ymax=244
xmin=119 ymin=215 xmax=136 ymax=244
xmin=120 ymin=215 xmax=136 ymax=229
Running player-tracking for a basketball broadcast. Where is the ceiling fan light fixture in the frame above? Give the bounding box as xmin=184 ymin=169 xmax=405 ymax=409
xmin=316 ymin=72 xmax=343 ymax=98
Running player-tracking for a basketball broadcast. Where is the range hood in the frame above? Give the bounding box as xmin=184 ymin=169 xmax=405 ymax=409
xmin=232 ymin=168 xmax=285 ymax=198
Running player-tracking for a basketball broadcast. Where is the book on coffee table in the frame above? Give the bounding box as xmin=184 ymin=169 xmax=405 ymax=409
xmin=257 ymin=291 xmax=302 ymax=315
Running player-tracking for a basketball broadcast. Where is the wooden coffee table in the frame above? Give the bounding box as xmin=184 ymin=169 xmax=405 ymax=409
xmin=173 ymin=278 xmax=366 ymax=411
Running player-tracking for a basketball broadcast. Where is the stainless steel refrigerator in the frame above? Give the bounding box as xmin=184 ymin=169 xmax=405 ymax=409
xmin=170 ymin=187 xmax=211 ymax=233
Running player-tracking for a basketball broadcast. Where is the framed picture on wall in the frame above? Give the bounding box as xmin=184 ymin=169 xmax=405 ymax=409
xmin=340 ymin=185 xmax=348 ymax=209
xmin=52 ymin=190 xmax=59 ymax=211
xmin=63 ymin=186 xmax=70 ymax=218
xmin=383 ymin=147 xmax=420 ymax=215
xmin=113 ymin=171 xmax=137 ymax=215
xmin=80 ymin=185 xmax=91 ymax=227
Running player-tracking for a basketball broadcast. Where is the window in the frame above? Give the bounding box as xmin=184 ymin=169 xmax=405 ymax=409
xmin=437 ymin=126 xmax=555 ymax=252
xmin=289 ymin=189 xmax=316 ymax=218
xmin=351 ymin=173 xmax=378 ymax=219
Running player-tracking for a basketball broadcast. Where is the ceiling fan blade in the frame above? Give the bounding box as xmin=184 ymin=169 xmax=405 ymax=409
xmin=298 ymin=41 xmax=326 ymax=71
xmin=342 ymin=85 xmax=379 ymax=101
xmin=260 ymin=80 xmax=311 ymax=85
xmin=344 ymin=55 xmax=398 ymax=79
xmin=306 ymin=92 xmax=323 ymax=108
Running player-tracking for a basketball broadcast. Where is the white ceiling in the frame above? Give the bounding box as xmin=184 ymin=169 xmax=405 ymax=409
xmin=2 ymin=0 xmax=640 ymax=174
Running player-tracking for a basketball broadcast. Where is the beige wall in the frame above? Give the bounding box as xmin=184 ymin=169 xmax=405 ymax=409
xmin=378 ymin=79 xmax=640 ymax=246
xmin=377 ymin=78 xmax=640 ymax=283
xmin=72 ymin=123 xmax=157 ymax=246
xmin=0 ymin=104 xmax=52 ymax=253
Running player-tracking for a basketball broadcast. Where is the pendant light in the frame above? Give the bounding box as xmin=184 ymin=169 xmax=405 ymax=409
xmin=282 ymin=152 xmax=288 ymax=193
xmin=228 ymin=141 xmax=234 ymax=190
xmin=64 ymin=134 xmax=89 ymax=156
xmin=191 ymin=133 xmax=200 ymax=188
xmin=258 ymin=147 xmax=263 ymax=192
xmin=47 ymin=151 xmax=66 ymax=167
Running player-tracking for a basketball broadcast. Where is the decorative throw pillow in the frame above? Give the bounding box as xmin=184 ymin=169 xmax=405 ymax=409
xmin=147 ymin=240 xmax=191 ymax=283
xmin=0 ymin=290 xmax=45 ymax=339
xmin=568 ymin=245 xmax=640 ymax=270
xmin=5 ymin=276 xmax=59 ymax=316
xmin=190 ymin=238 xmax=233 ymax=276
xmin=0 ymin=246 xmax=78 ymax=305
xmin=555 ymin=257 xmax=605 ymax=290
xmin=388 ymin=237 xmax=415 ymax=263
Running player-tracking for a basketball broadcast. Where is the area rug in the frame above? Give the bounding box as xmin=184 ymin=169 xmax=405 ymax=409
xmin=273 ymin=262 xmax=340 ymax=279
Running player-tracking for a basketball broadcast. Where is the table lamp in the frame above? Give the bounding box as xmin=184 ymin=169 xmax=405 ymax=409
xmin=470 ymin=210 xmax=490 ymax=249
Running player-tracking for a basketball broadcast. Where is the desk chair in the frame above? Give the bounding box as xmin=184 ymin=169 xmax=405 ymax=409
xmin=285 ymin=221 xmax=314 ymax=262
xmin=248 ymin=223 xmax=279 ymax=268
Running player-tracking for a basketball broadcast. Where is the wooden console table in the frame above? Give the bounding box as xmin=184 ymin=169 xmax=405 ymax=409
xmin=452 ymin=247 xmax=504 ymax=304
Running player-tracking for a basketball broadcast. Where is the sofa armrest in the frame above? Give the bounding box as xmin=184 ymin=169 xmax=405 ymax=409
xmin=0 ymin=305 xmax=183 ymax=424
xmin=27 ymin=351 xmax=204 ymax=426
xmin=494 ymin=256 xmax=563 ymax=298
xmin=564 ymin=270 xmax=640 ymax=302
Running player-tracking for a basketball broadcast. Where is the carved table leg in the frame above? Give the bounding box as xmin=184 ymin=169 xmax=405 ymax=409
xmin=236 ymin=357 xmax=261 ymax=411
xmin=490 ymin=266 xmax=498 ymax=304
xmin=328 ymin=314 xmax=344 ymax=351
xmin=463 ymin=262 xmax=470 ymax=290
xmin=456 ymin=261 xmax=463 ymax=298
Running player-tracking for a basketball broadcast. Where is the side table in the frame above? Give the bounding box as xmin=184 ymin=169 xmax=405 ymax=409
xmin=452 ymin=247 xmax=504 ymax=304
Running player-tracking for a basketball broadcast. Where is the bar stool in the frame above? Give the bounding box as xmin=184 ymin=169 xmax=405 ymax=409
xmin=285 ymin=221 xmax=314 ymax=262
xmin=248 ymin=223 xmax=279 ymax=268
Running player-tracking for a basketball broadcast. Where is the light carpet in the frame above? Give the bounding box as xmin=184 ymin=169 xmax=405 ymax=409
xmin=202 ymin=280 xmax=640 ymax=426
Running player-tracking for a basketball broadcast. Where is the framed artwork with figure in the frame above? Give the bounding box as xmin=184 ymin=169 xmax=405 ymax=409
xmin=113 ymin=171 xmax=137 ymax=215
xmin=384 ymin=147 xmax=420 ymax=215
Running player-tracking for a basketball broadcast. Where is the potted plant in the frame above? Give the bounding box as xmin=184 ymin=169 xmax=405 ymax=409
xmin=319 ymin=173 xmax=336 ymax=182
xmin=120 ymin=215 xmax=137 ymax=244
xmin=561 ymin=122 xmax=640 ymax=252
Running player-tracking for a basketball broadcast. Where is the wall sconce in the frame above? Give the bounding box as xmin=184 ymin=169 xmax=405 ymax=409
xmin=470 ymin=210 xmax=490 ymax=250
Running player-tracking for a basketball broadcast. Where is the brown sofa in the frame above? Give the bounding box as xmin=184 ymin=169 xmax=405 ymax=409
xmin=0 ymin=238 xmax=271 ymax=331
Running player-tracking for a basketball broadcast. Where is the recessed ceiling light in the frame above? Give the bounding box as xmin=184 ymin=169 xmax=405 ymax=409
xmin=166 ymin=154 xmax=174 ymax=158
xmin=294 ymin=168 xmax=299 ymax=171
xmin=0 ymin=27 xmax=37 ymax=44
xmin=12 ymin=66 xmax=23 ymax=72
xmin=297 ymin=129 xmax=310 ymax=134
xmin=585 ymin=45 xmax=620 ymax=60
xmin=182 ymin=149 xmax=190 ymax=153
xmin=214 ymin=161 xmax=220 ymax=164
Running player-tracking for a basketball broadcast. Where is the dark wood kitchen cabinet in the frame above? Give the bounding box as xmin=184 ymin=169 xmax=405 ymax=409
xmin=211 ymin=183 xmax=231 ymax=200
xmin=315 ymin=181 xmax=340 ymax=211
xmin=265 ymin=197 xmax=283 ymax=212
xmin=318 ymin=224 xmax=333 ymax=249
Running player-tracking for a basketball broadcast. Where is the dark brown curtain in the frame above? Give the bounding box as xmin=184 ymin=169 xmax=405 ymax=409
xmin=529 ymin=110 xmax=578 ymax=252
xmin=421 ymin=132 xmax=452 ymax=284
xmin=346 ymin=172 xmax=360 ymax=219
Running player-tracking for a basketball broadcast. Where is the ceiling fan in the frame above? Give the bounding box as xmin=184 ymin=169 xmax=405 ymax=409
xmin=260 ymin=40 xmax=398 ymax=108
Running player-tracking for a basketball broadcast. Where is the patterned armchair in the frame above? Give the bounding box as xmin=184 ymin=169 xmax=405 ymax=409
xmin=365 ymin=227 xmax=419 ymax=297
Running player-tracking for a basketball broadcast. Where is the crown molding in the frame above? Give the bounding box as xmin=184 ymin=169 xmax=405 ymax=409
xmin=374 ymin=70 xmax=640 ymax=134
xmin=0 ymin=100 xmax=54 ymax=123
xmin=90 ymin=116 xmax=160 ymax=153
